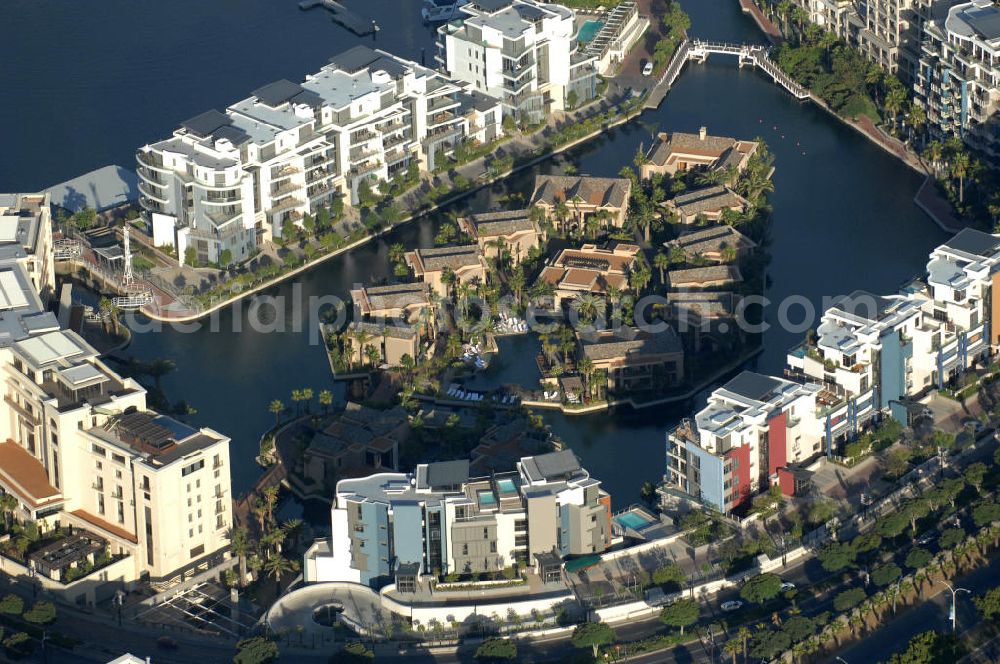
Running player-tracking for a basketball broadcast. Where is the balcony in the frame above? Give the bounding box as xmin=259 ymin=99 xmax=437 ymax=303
xmin=348 ymin=161 xmax=382 ymax=179
xmin=138 ymin=181 xmax=169 ymax=205
xmin=206 ymin=208 xmax=242 ymax=227
xmin=136 ymin=152 xmax=168 ymax=172
xmin=267 ymin=198 xmax=304 ymax=215
xmin=270 ymin=180 xmax=301 ymax=198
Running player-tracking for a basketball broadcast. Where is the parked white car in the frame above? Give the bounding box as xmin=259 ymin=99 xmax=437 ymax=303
xmin=721 ymin=600 xmax=743 ymax=612
xmin=642 ymin=61 xmax=654 ymax=76
xmin=780 ymin=582 xmax=796 ymax=592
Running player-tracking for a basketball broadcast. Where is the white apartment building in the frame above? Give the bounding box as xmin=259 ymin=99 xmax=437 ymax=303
xmin=305 ymin=451 xmax=611 ymax=587
xmin=663 ymin=372 xmax=824 ymax=513
xmin=138 ymin=45 xmax=503 ymax=265
xmin=437 ymin=0 xmax=598 ymax=123
xmin=0 ymin=193 xmax=234 ymax=587
xmin=917 ymin=0 xmax=1000 ymax=159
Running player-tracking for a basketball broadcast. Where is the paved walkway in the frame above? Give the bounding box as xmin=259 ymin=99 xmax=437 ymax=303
xmin=739 ymin=0 xmax=783 ymax=43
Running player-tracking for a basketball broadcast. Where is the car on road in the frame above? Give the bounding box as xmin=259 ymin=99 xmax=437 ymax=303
xmin=721 ymin=600 xmax=743 ymax=612
xmin=642 ymin=61 xmax=654 ymax=76
xmin=916 ymin=529 xmax=938 ymax=546
xmin=780 ymin=581 xmax=796 ymax=591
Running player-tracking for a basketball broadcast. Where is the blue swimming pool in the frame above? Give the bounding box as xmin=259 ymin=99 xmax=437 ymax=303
xmin=478 ymin=490 xmax=498 ymax=507
xmin=615 ymin=512 xmax=652 ymax=530
xmin=497 ymin=478 xmax=517 ymax=494
xmin=578 ymin=20 xmax=603 ymax=43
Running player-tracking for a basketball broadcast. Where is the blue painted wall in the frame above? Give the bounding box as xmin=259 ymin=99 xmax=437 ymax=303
xmin=879 ymin=329 xmax=912 ymax=424
xmin=393 ymin=502 xmax=424 ymax=569
xmin=684 ymin=440 xmax=725 ymax=512
xmin=359 ymin=501 xmax=391 ymax=587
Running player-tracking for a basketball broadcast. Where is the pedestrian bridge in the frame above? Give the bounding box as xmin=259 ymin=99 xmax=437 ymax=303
xmin=687 ymin=40 xmax=810 ymax=99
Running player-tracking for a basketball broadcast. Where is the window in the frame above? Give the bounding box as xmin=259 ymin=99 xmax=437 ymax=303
xmin=91 ymin=444 xmax=105 ymax=457
xmin=98 ymin=494 xmax=105 ymax=515
xmin=190 ymin=544 xmax=204 ymax=558
xmin=95 ymin=460 xmax=102 ymax=470
xmin=462 ymin=544 xmax=468 ymax=555
xmin=490 ymin=541 xmax=497 ymax=552
xmin=483 ymin=527 xmax=488 ymax=538
xmin=182 ymin=460 xmax=205 ymax=477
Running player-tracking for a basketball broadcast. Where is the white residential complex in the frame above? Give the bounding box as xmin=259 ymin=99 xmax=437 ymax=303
xmin=305 ymin=451 xmax=611 ymax=587
xmin=137 ymin=45 xmax=503 ymax=265
xmin=781 ymin=0 xmax=1000 ymax=157
xmin=0 ymin=193 xmax=234 ymax=588
xmin=917 ymin=0 xmax=1000 ymax=159
xmin=436 ymin=0 xmax=598 ymax=123
xmin=667 ymin=228 xmax=1000 ymax=513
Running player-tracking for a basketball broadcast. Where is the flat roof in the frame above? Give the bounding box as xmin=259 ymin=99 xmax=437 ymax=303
xmin=329 ymin=45 xmax=382 ymax=73
xmin=942 ymin=227 xmax=1000 ymax=257
xmin=181 ymin=109 xmax=232 ymax=138
xmin=723 ymin=371 xmax=784 ymax=402
xmin=425 ymin=459 xmax=470 ymax=487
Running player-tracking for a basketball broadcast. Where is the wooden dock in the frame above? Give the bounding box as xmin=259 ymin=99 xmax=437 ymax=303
xmin=299 ymin=0 xmax=379 ymax=36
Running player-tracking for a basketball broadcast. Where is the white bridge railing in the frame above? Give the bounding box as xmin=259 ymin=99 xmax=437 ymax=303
xmin=688 ymin=39 xmax=809 ymax=99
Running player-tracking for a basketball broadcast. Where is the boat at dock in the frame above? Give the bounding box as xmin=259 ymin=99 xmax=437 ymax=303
xmin=421 ymin=0 xmax=468 ymax=22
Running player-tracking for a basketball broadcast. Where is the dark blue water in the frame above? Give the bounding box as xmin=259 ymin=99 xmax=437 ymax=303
xmin=1 ymin=0 xmax=946 ymax=507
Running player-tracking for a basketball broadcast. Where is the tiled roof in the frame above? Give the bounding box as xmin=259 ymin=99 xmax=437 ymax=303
xmin=352 ymin=283 xmax=430 ymax=313
xmin=69 ymin=509 xmax=138 ymax=544
xmin=461 ymin=210 xmax=538 ymax=238
xmin=531 ymin=175 xmax=631 ymax=209
xmin=668 ymin=186 xmax=748 ymax=216
xmin=648 ymin=131 xmax=739 ymax=166
xmin=669 ymin=265 xmax=742 ymax=286
xmin=0 ymin=440 xmax=60 ymax=508
xmin=669 ymin=225 xmax=756 ymax=256
xmin=348 ymin=320 xmax=418 ymax=340
xmin=579 ymin=326 xmax=682 ymax=361
xmin=408 ymin=245 xmax=483 ymax=272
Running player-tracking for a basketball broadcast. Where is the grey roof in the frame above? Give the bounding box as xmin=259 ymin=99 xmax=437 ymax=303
xmin=532 ymin=175 xmax=631 ymax=210
xmin=530 ymin=450 xmax=580 ymax=480
xmin=668 ymin=265 xmax=741 ymax=286
xmin=831 ymin=289 xmax=895 ymax=322
xmin=252 ymin=79 xmax=314 ymax=107
xmin=45 ymin=165 xmax=138 ymax=212
xmin=942 ymin=227 xmax=1000 ymax=257
xmin=181 ymin=109 xmax=231 ymax=138
xmin=648 ymin=130 xmax=738 ymax=166
xmin=457 ymin=90 xmax=499 ymax=114
xmin=669 ymin=225 xmax=755 ymax=256
xmin=347 ymin=319 xmax=418 ymax=339
xmin=329 ymin=45 xmax=381 ymax=73
xmin=579 ymin=326 xmax=682 ymax=361
xmin=410 ymin=245 xmax=482 ymax=271
xmin=470 ymin=0 xmax=515 ymax=12
xmin=425 ymin=459 xmax=470 ymax=487
xmin=463 ymin=209 xmax=537 ymax=237
xmin=669 ymin=186 xmax=747 ymax=216
xmin=723 ymin=371 xmax=783 ymax=402
xmin=960 ymin=1 xmax=1000 ymax=40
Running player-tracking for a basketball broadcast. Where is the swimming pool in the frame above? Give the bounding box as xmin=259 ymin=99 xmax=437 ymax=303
xmin=578 ymin=20 xmax=603 ymax=44
xmin=615 ymin=512 xmax=652 ymax=530
xmin=478 ymin=490 xmax=498 ymax=507
xmin=497 ymin=478 xmax=517 ymax=494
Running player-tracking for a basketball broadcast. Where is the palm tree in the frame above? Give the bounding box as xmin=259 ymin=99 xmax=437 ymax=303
xmin=146 ymin=359 xmax=176 ymax=391
xmin=951 ymin=151 xmax=970 ymax=203
xmin=509 ymin=266 xmax=526 ymax=307
xmin=885 ymin=86 xmax=907 ymax=133
xmin=0 ymin=493 xmax=17 ymax=532
xmin=440 ymin=267 xmax=457 ymax=300
xmin=723 ymin=639 xmax=740 ymax=664
xmin=268 ymin=400 xmax=285 ymax=427
xmin=553 ymin=200 xmax=571 ymax=234
xmin=301 ymin=387 xmax=314 ymax=413
xmin=263 ymin=553 xmax=299 ymax=595
xmin=290 ymin=389 xmax=303 ymax=416
xmin=669 ymin=245 xmax=686 ymax=266
xmin=365 ymin=344 xmax=381 ymax=368
xmin=571 ymin=293 xmax=602 ymax=325
xmin=653 ymin=251 xmax=670 ymax=282
xmin=230 ymin=526 xmax=251 ymax=587
xmin=924 ymin=140 xmax=944 ymax=175
xmin=388 ymin=242 xmax=406 ymax=265
xmin=737 ymin=626 xmax=752 ymax=660
xmin=578 ymin=356 xmax=594 ymax=400
xmin=318 ymin=389 xmax=333 ymax=413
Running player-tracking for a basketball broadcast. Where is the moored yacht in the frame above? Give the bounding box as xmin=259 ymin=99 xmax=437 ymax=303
xmin=421 ymin=0 xmax=468 ymax=22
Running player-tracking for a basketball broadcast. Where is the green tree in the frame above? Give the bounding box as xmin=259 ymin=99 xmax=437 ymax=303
xmin=219 ymin=249 xmax=233 ymax=267
xmin=975 ymin=587 xmax=1000 ymax=621
xmin=905 ymin=547 xmax=932 ymax=570
xmin=884 ymin=630 xmax=965 ymax=664
xmin=22 ymin=601 xmax=56 ymax=625
xmin=571 ymin=622 xmax=615 ymax=658
xmin=973 ymin=501 xmax=1000 ymax=528
xmin=871 ymin=563 xmax=901 ymax=588
xmin=938 ymin=528 xmax=964 ymax=550
xmin=184 ymin=246 xmax=197 ymax=266
xmin=652 ymin=563 xmax=685 ymax=589
xmin=877 ymin=511 xmax=910 ymax=538
xmin=818 ymin=542 xmax=856 ymax=572
xmin=833 ymin=588 xmax=866 ymax=612
xmin=740 ymin=573 xmax=782 ymax=604
xmin=319 ymin=389 xmax=334 ymax=413
xmin=232 ymin=636 xmax=279 ymax=664
xmin=659 ymin=598 xmax=699 ymax=635
xmin=328 ymin=642 xmax=374 ymax=662
xmin=964 ymin=462 xmax=987 ymax=491
xmin=474 ymin=637 xmax=518 ymax=662
xmin=0 ymin=595 xmax=22 ymax=616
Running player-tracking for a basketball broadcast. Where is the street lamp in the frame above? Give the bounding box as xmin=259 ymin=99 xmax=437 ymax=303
xmin=943 ymin=581 xmax=971 ymax=633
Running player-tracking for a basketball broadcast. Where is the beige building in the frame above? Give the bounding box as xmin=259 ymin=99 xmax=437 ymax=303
xmin=345 ymin=320 xmax=421 ymax=368
xmin=406 ymin=245 xmax=487 ymax=297
xmin=457 ymin=210 xmax=545 ymax=265
xmin=663 ymin=186 xmax=749 ymax=225
xmin=0 ymin=193 xmax=234 ymax=590
xmin=666 ymin=225 xmax=757 ymax=262
xmin=530 ymin=175 xmax=632 ymax=233
xmin=578 ymin=326 xmax=684 ymax=392
xmin=350 ymin=282 xmax=432 ymax=323
xmin=641 ymin=127 xmax=758 ymax=180
xmin=536 ymin=243 xmax=641 ymax=311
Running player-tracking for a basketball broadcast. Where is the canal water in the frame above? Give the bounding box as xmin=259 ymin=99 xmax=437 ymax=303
xmin=2 ymin=0 xmax=946 ymax=508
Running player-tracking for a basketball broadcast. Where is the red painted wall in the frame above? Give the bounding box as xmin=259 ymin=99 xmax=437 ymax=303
xmin=727 ymin=443 xmax=753 ymax=509
xmin=767 ymin=412 xmax=787 ymax=476
xmin=777 ymin=468 xmax=795 ymax=496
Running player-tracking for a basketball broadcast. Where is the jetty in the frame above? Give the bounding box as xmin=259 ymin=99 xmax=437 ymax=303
xmin=299 ymin=0 xmax=379 ymax=36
